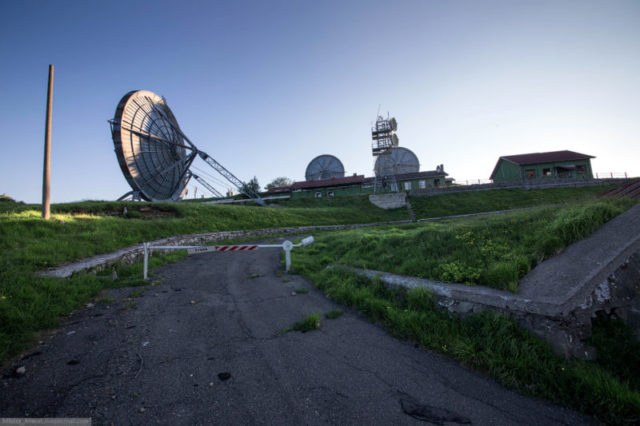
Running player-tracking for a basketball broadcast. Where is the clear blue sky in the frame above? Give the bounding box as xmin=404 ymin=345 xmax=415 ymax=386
xmin=1 ymin=0 xmax=639 ymax=202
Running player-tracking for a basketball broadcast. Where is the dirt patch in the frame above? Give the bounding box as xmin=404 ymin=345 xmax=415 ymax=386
xmin=137 ymin=207 xmax=176 ymax=218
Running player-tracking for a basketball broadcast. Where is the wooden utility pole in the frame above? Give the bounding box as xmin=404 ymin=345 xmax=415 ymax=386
xmin=42 ymin=64 xmax=53 ymax=219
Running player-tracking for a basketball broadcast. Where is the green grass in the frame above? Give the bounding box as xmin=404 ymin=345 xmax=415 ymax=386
xmin=589 ymin=313 xmax=640 ymax=393
xmin=296 ymin=266 xmax=640 ymax=424
xmin=271 ymin=195 xmax=385 ymax=210
xmin=289 ymin=313 xmax=321 ymax=333
xmin=324 ymin=309 xmax=343 ymax=319
xmin=294 ymin=288 xmax=309 ymax=294
xmin=128 ymin=288 xmax=145 ymax=298
xmin=292 ymin=198 xmax=635 ymax=291
xmin=409 ymin=185 xmax=614 ymax=219
xmin=275 ymin=313 xmax=322 ymax=336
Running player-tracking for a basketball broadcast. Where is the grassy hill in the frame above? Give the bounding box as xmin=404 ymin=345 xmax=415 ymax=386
xmin=408 ymin=185 xmax=612 ymax=218
xmin=292 ymin=199 xmax=635 ymax=291
xmin=1 ymin=184 xmax=638 ymax=423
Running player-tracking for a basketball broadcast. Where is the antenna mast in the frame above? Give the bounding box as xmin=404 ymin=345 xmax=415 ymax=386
xmin=371 ymin=113 xmax=399 ymax=193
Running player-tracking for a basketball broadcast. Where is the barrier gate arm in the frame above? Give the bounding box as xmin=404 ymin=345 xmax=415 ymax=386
xmin=142 ymin=236 xmax=314 ymax=279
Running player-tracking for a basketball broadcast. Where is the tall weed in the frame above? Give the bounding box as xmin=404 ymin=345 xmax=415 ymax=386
xmin=550 ymin=201 xmax=627 ymax=245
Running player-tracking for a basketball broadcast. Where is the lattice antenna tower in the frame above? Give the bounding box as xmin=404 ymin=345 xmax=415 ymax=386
xmin=371 ymin=113 xmax=399 ymax=193
xmin=109 ymin=90 xmax=264 ymax=205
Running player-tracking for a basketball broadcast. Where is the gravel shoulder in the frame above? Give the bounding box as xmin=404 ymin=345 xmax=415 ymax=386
xmin=1 ymin=238 xmax=591 ymax=425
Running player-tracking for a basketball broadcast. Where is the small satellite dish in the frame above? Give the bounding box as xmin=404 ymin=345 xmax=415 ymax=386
xmin=305 ymin=155 xmax=345 ymax=181
xmin=374 ymin=147 xmax=420 ymax=177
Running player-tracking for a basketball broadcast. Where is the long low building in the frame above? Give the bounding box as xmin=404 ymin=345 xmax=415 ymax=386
xmin=267 ymin=168 xmax=450 ymax=198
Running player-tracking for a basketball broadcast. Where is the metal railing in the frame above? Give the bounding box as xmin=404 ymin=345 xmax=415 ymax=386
xmin=408 ymin=174 xmax=632 ymax=197
xmin=451 ymin=173 xmax=629 ymax=187
xmin=594 ymin=172 xmax=628 ymax=179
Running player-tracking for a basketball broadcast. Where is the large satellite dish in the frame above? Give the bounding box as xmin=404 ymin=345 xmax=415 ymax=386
xmin=111 ymin=91 xmax=192 ymax=201
xmin=374 ymin=147 xmax=420 ymax=177
xmin=109 ymin=90 xmax=264 ymax=204
xmin=305 ymin=155 xmax=345 ymax=181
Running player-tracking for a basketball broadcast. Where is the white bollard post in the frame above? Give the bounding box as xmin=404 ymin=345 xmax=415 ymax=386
xmin=300 ymin=236 xmax=314 ymax=246
xmin=282 ymin=240 xmax=293 ymax=272
xmin=143 ymin=242 xmax=149 ymax=280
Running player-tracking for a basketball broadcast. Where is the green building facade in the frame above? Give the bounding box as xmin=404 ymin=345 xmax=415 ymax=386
xmin=268 ymin=170 xmax=450 ymax=199
xmin=490 ymin=150 xmax=594 ymax=183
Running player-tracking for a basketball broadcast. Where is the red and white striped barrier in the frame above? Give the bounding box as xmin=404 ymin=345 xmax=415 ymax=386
xmin=187 ymin=244 xmax=258 ymax=254
xmin=142 ymin=237 xmax=314 ymax=279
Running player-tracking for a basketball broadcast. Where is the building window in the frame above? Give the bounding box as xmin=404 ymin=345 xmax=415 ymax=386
xmin=577 ymin=165 xmax=586 ymax=174
xmin=327 ymin=191 xmax=335 ymax=197
xmin=419 ymin=180 xmax=426 ymax=189
xmin=525 ymin=169 xmax=536 ymax=178
xmin=434 ymin=179 xmax=440 ymax=187
xmin=315 ymin=192 xmax=322 ymax=198
xmin=543 ymin=168 xmax=552 ymax=176
xmin=404 ymin=182 xmax=411 ymax=191
xmin=556 ymin=167 xmax=572 ymax=178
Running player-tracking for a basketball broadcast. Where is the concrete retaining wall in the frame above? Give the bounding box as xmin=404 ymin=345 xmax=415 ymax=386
xmin=369 ymin=193 xmax=407 ymax=209
xmin=353 ymin=257 xmax=640 ymax=359
xmin=350 ymin=204 xmax=640 ymax=359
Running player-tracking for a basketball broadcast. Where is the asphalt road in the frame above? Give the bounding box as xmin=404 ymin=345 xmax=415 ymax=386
xmin=1 ymin=238 xmax=591 ymax=425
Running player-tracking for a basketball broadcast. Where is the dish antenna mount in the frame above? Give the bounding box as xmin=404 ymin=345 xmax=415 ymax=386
xmin=371 ymin=115 xmax=398 ymax=156
xmin=305 ymin=155 xmax=345 ymax=181
xmin=374 ymin=147 xmax=420 ymax=177
xmin=109 ymin=90 xmax=264 ymax=205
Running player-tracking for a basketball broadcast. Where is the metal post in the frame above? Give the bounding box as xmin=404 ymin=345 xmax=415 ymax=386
xmin=282 ymin=240 xmax=293 ymax=272
xmin=42 ymin=65 xmax=54 ymax=220
xmin=143 ymin=242 xmax=149 ymax=280
xmin=284 ymin=248 xmax=291 ymax=272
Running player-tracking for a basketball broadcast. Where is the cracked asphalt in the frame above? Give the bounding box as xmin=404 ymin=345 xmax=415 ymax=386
xmin=1 ymin=238 xmax=591 ymax=425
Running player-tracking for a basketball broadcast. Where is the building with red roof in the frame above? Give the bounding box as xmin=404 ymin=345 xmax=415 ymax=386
xmin=267 ymin=167 xmax=450 ymax=199
xmin=490 ymin=150 xmax=595 ymax=182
